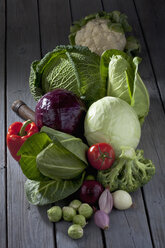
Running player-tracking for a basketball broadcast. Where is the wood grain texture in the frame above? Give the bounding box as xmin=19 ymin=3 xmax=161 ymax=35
xmin=56 ymin=219 xmax=104 ymax=248
xmin=134 ymin=0 xmax=165 ymax=108
xmin=102 ymin=0 xmax=165 ymax=247
xmin=0 ymin=1 xmax=6 ymax=248
xmin=6 ymin=0 xmax=55 ymax=247
xmin=38 ymin=0 xmax=72 ymax=55
xmin=70 ymin=0 xmax=102 ymax=21
xmin=104 ymin=191 xmax=153 ymax=248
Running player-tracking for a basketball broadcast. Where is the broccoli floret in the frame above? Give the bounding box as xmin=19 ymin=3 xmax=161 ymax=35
xmin=97 ymin=147 xmax=155 ymax=192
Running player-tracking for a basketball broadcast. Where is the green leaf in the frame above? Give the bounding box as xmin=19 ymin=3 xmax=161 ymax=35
xmin=131 ymin=57 xmax=150 ymax=124
xmin=41 ymin=126 xmax=88 ymax=164
xmin=125 ymin=36 xmax=141 ymax=56
xmin=107 ymin=54 xmax=134 ymax=103
xmin=100 ymin=49 xmax=132 ymax=90
xmin=25 ymin=172 xmax=85 ymax=205
xmin=29 ymin=45 xmax=106 ymax=108
xmin=17 ymin=133 xmax=52 ymax=181
xmin=109 ymin=23 xmax=124 ymax=33
xmin=37 ymin=141 xmax=87 ymax=180
xmin=100 ymin=49 xmax=150 ymax=124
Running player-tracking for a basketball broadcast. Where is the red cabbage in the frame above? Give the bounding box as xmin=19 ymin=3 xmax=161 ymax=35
xmin=35 ymin=89 xmax=86 ymax=136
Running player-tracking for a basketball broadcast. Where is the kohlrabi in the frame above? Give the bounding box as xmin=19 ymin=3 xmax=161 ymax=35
xmin=84 ymin=96 xmax=141 ymax=157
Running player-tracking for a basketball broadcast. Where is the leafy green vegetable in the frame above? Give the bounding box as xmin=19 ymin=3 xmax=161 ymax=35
xmin=125 ymin=36 xmax=141 ymax=56
xmin=29 ymin=45 xmax=106 ymax=108
xmin=84 ymin=96 xmax=141 ymax=157
xmin=18 ymin=129 xmax=87 ymax=181
xmin=41 ymin=126 xmax=88 ymax=164
xmin=100 ymin=49 xmax=150 ymax=124
xmin=18 ymin=129 xmax=88 ymax=205
xmin=25 ymin=172 xmax=85 ymax=205
xmin=97 ymin=147 xmax=155 ymax=192
xmin=37 ymin=141 xmax=87 ymax=180
xmin=18 ymin=132 xmax=52 ymax=181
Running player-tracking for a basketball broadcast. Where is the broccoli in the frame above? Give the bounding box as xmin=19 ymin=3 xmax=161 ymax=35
xmin=97 ymin=147 xmax=155 ymax=192
xmin=69 ymin=11 xmax=140 ymax=56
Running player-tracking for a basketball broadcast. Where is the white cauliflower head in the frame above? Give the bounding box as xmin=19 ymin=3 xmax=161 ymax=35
xmin=69 ymin=11 xmax=140 ymax=56
xmin=75 ymin=18 xmax=126 ymax=55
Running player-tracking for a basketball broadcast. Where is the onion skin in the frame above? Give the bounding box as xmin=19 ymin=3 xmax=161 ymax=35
xmin=98 ymin=188 xmax=113 ymax=214
xmin=112 ymin=190 xmax=133 ymax=210
xmin=79 ymin=180 xmax=104 ymax=205
xmin=94 ymin=210 xmax=109 ymax=230
xmin=35 ymin=89 xmax=86 ymax=136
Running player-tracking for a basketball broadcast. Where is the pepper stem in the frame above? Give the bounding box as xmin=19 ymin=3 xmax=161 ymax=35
xmin=19 ymin=120 xmax=32 ymax=136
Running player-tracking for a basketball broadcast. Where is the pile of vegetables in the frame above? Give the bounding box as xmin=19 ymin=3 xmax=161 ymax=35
xmin=7 ymin=10 xmax=156 ymax=240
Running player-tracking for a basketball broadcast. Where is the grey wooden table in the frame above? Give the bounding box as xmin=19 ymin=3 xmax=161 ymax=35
xmin=0 ymin=0 xmax=165 ymax=247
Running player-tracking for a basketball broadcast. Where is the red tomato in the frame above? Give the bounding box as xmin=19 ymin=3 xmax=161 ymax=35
xmin=87 ymin=143 xmax=115 ymax=170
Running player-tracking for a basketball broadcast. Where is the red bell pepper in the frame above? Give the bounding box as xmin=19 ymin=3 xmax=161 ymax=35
xmin=7 ymin=120 xmax=38 ymax=161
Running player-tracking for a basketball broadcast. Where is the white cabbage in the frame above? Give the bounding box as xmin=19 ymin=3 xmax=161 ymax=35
xmin=84 ymin=96 xmax=141 ymax=157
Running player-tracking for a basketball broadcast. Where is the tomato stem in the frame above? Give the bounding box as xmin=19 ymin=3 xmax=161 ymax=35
xmin=96 ymin=145 xmax=113 ymax=169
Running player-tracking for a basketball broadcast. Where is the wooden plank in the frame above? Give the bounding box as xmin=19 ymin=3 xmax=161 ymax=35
xmin=102 ymin=0 xmax=165 ymax=247
xmin=134 ymin=0 xmax=165 ymax=108
xmin=70 ymin=0 xmax=102 ymax=21
xmin=38 ymin=0 xmax=105 ymax=246
xmin=0 ymin=1 xmax=7 ymax=248
xmin=6 ymin=0 xmax=55 ymax=247
xmin=39 ymin=0 xmax=72 ymax=54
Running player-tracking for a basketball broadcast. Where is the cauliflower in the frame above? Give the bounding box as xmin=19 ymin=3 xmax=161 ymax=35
xmin=75 ymin=19 xmax=126 ymax=55
xmin=97 ymin=147 xmax=155 ymax=192
xmin=69 ymin=11 xmax=140 ymax=56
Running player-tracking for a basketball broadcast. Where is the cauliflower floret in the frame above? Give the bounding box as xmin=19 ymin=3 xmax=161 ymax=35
xmin=75 ymin=19 xmax=126 ymax=55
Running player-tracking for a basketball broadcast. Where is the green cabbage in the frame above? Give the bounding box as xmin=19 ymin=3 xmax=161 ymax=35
xmin=29 ymin=45 xmax=106 ymax=108
xmin=100 ymin=49 xmax=150 ymax=124
xmin=84 ymin=96 xmax=141 ymax=157
xmin=97 ymin=147 xmax=155 ymax=192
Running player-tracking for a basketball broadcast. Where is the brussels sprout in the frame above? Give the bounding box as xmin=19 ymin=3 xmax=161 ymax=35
xmin=68 ymin=224 xmax=83 ymax=239
xmin=73 ymin=215 xmax=86 ymax=227
xmin=47 ymin=206 xmax=62 ymax=222
xmin=69 ymin=199 xmax=82 ymax=210
xmin=78 ymin=203 xmax=93 ymax=219
xmin=62 ymin=206 xmax=76 ymax=221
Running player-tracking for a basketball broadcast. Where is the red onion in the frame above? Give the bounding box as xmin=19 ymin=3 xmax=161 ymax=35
xmin=98 ymin=188 xmax=113 ymax=214
xmin=94 ymin=210 xmax=109 ymax=230
xmin=79 ymin=180 xmax=104 ymax=205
